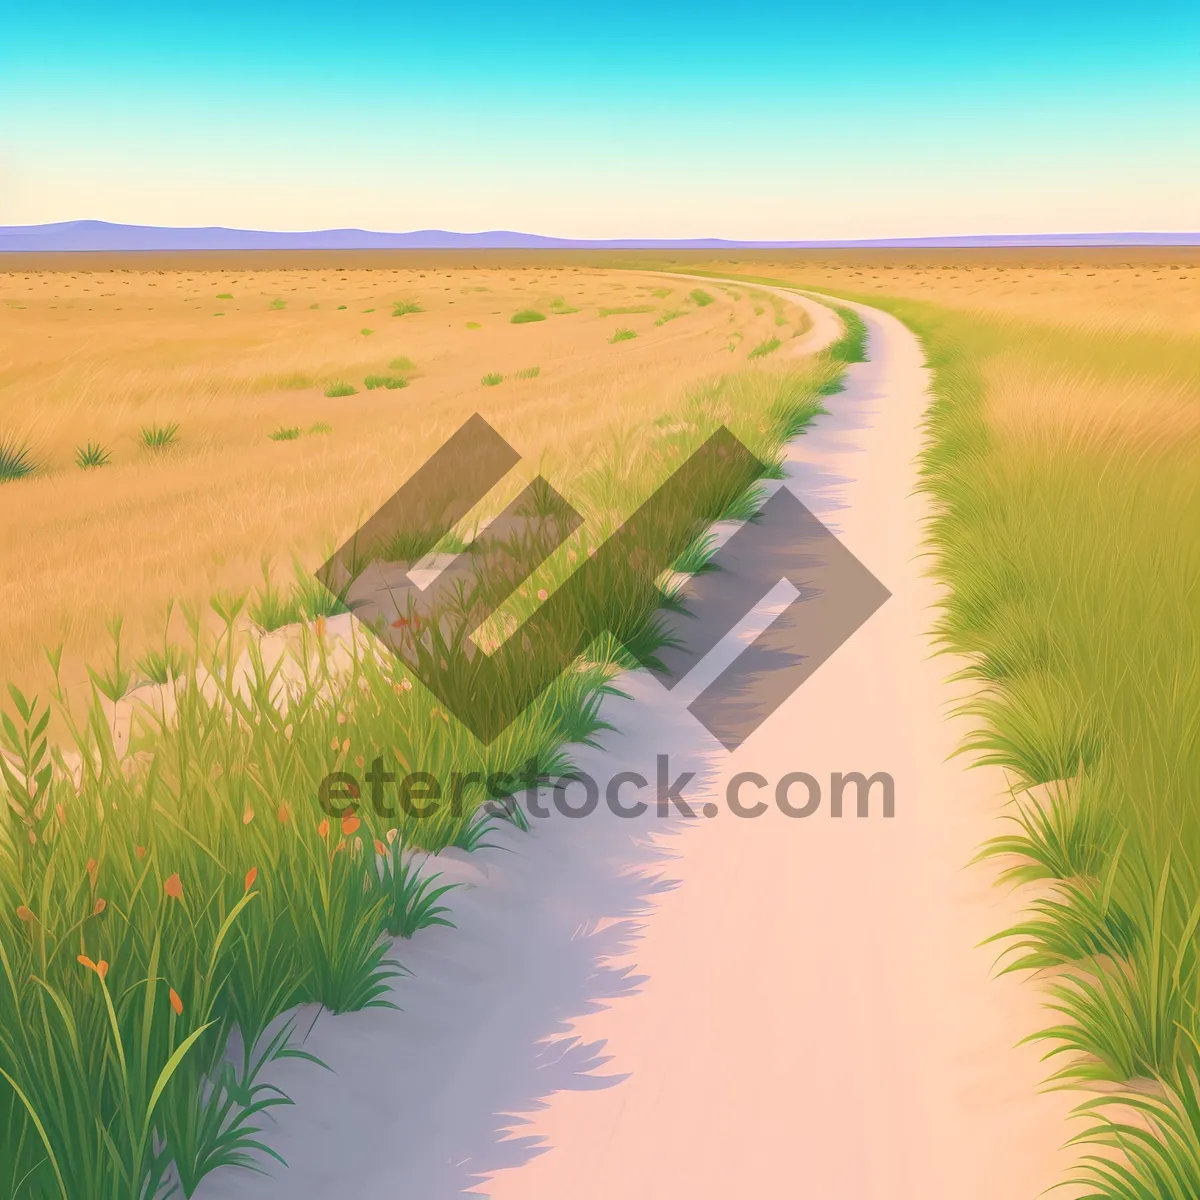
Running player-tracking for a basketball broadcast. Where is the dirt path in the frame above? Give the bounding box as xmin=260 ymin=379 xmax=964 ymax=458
xmin=197 ymin=288 xmax=1078 ymax=1200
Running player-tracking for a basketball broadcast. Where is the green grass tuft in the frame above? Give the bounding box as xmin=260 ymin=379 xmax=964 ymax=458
xmin=689 ymin=289 xmax=715 ymax=307
xmin=599 ymin=305 xmax=654 ymax=317
xmin=510 ymin=309 xmax=546 ymax=324
xmin=324 ymin=381 xmax=357 ymax=398
xmin=363 ymin=375 xmax=409 ymax=390
xmin=609 ymin=328 xmax=637 ymax=343
xmin=140 ymin=422 xmax=180 ymax=451
xmin=388 ymin=357 xmax=416 ymax=370
xmin=481 ymin=372 xmax=504 ymax=386
xmin=391 ymin=300 xmax=424 ymax=316
xmin=269 ymin=426 xmax=302 ymax=441
xmin=269 ymin=298 xmax=286 ymax=310
xmin=75 ymin=441 xmax=112 ymax=469
xmin=514 ymin=366 xmax=541 ymax=379
xmin=0 ymin=437 xmax=36 ymax=482
xmin=308 ymin=421 xmax=333 ymax=434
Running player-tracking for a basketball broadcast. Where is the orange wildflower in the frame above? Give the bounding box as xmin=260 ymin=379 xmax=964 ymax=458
xmin=318 ymin=819 xmax=330 ymax=839
xmin=16 ymin=905 xmax=33 ymax=923
xmin=135 ymin=845 xmax=147 ymax=860
xmin=374 ymin=839 xmax=387 ymax=855
xmin=242 ymin=807 xmax=255 ymax=825
xmin=77 ymin=955 xmax=109 ymax=980
xmin=93 ymin=898 xmax=106 ymax=915
xmin=169 ymin=987 xmax=183 ymax=1015
xmin=277 ymin=803 xmax=292 ymax=824
xmin=164 ymin=873 xmax=183 ymax=901
xmin=86 ymin=857 xmax=98 ymax=883
xmin=341 ymin=815 xmax=360 ymax=836
xmin=244 ymin=866 xmax=258 ymax=892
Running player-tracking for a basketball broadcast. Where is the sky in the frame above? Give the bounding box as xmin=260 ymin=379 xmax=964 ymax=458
xmin=2 ymin=0 xmax=1198 ymax=240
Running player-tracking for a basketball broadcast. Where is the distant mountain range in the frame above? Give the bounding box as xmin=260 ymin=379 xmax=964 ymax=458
xmin=2 ymin=220 xmax=1199 ymax=252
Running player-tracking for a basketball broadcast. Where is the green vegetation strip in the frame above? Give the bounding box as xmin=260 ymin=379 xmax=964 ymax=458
xmin=879 ymin=294 xmax=1200 ymax=1197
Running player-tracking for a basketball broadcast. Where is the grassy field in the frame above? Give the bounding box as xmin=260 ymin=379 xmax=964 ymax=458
xmin=668 ymin=252 xmax=1199 ymax=1195
xmin=0 ymin=255 xmax=835 ymax=1198
xmin=0 ymin=262 xmax=812 ymax=692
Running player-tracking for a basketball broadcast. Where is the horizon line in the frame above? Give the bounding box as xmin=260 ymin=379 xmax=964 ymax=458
xmin=3 ymin=219 xmax=1200 ymax=252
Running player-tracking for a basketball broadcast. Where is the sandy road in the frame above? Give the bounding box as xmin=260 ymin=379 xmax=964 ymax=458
xmin=198 ymin=288 xmax=1078 ymax=1200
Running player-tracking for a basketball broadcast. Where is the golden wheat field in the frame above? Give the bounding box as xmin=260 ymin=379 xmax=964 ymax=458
xmin=674 ymin=248 xmax=1200 ymax=441
xmin=0 ymin=259 xmax=811 ymax=690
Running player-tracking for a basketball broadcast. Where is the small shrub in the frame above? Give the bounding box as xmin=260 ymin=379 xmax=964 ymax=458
xmin=650 ymin=287 xmax=672 ymax=298
xmin=689 ymin=289 xmax=715 ymax=307
xmin=140 ymin=422 xmax=180 ymax=451
xmin=364 ymin=375 xmax=409 ymax=390
xmin=308 ymin=421 xmax=333 ymax=434
xmin=481 ymin=373 xmax=504 ymax=387
xmin=609 ymin=328 xmax=637 ymax=343
xmin=391 ymin=300 xmax=423 ymax=316
xmin=514 ymin=366 xmax=540 ymax=379
xmin=0 ymin=436 xmax=35 ymax=482
xmin=548 ymin=298 xmax=579 ymax=314
xmin=747 ymin=336 xmax=781 ymax=360
xmin=216 ymin=292 xmax=233 ymax=299
xmin=510 ymin=309 xmax=546 ymax=324
xmin=337 ymin=305 xmax=348 ymax=310
xmin=269 ymin=426 xmax=302 ymax=441
xmin=75 ymin=441 xmax=112 ymax=469
xmin=324 ymin=381 xmax=357 ymax=397
xmin=465 ymin=321 xmax=482 ymax=329
xmin=388 ymin=357 xmax=416 ymax=370
xmin=269 ymin=298 xmax=287 ymax=310
xmin=654 ymin=309 xmax=684 ymax=326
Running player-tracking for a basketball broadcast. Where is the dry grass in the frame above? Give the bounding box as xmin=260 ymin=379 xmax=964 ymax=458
xmin=0 ymin=263 xmax=797 ymax=690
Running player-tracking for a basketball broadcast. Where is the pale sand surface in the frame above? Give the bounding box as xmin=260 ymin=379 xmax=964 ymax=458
xmin=195 ymin=289 xmax=1079 ymax=1199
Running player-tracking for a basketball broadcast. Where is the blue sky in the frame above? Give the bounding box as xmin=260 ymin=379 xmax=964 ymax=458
xmin=2 ymin=0 xmax=1198 ymax=238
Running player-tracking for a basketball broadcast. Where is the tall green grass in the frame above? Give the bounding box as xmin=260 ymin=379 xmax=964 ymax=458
xmin=873 ymin=294 xmax=1200 ymax=1195
xmin=0 ymin=347 xmax=846 ymax=1196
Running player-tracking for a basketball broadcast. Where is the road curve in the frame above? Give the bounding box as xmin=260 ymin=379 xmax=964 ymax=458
xmin=197 ymin=287 xmax=1078 ymax=1200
